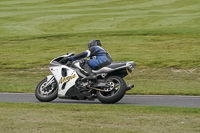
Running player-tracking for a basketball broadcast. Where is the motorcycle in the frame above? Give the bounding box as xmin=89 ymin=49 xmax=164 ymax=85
xmin=35 ymin=52 xmax=135 ymax=104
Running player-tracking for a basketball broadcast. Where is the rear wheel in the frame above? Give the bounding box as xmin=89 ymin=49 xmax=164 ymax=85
xmin=97 ymin=76 xmax=126 ymax=104
xmin=35 ymin=77 xmax=58 ymax=102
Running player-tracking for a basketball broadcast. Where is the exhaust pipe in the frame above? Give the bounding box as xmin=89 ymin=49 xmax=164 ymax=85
xmin=126 ymin=84 xmax=134 ymax=91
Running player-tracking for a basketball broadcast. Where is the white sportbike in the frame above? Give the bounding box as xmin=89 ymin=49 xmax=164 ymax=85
xmin=35 ymin=52 xmax=135 ymax=104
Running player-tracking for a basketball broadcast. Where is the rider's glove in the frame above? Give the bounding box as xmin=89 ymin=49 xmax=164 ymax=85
xmin=60 ymin=57 xmax=72 ymax=64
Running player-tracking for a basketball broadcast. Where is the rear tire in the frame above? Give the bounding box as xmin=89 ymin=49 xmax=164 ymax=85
xmin=97 ymin=76 xmax=126 ymax=104
xmin=35 ymin=78 xmax=58 ymax=102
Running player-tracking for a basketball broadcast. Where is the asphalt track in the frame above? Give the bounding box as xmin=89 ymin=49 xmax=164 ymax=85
xmin=0 ymin=93 xmax=199 ymax=108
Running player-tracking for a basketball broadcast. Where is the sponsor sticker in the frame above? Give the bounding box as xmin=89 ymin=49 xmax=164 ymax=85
xmin=59 ymin=73 xmax=77 ymax=84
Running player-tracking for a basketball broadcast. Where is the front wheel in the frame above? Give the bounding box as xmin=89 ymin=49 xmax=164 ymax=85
xmin=97 ymin=76 xmax=127 ymax=104
xmin=35 ymin=77 xmax=58 ymax=102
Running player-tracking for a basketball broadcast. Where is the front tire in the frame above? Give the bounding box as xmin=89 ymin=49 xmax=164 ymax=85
xmin=35 ymin=77 xmax=58 ymax=102
xmin=97 ymin=76 xmax=126 ymax=104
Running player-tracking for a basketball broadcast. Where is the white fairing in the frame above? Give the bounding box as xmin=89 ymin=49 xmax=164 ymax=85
xmin=46 ymin=75 xmax=54 ymax=82
xmin=50 ymin=65 xmax=79 ymax=98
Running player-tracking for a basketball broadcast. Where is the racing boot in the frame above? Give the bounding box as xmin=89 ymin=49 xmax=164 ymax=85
xmin=82 ymin=73 xmax=96 ymax=82
xmin=81 ymin=60 xmax=97 ymax=81
xmin=87 ymin=73 xmax=96 ymax=80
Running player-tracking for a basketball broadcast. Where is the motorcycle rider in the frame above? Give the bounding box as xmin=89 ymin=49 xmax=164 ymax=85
xmin=62 ymin=40 xmax=113 ymax=80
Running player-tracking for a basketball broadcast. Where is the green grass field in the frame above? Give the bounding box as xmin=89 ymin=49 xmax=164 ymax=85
xmin=0 ymin=0 xmax=200 ymax=95
xmin=1 ymin=1 xmax=200 ymax=132
xmin=0 ymin=103 xmax=200 ymax=133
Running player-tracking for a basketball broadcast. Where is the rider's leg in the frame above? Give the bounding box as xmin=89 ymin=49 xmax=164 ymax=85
xmin=81 ymin=60 xmax=92 ymax=74
xmin=81 ymin=60 xmax=96 ymax=80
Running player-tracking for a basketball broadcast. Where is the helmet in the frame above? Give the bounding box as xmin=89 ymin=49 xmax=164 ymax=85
xmin=96 ymin=40 xmax=101 ymax=47
xmin=88 ymin=40 xmax=101 ymax=48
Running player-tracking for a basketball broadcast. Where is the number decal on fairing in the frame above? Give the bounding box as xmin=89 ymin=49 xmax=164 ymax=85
xmin=59 ymin=73 xmax=77 ymax=84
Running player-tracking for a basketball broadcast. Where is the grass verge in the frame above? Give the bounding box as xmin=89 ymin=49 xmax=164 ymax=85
xmin=1 ymin=67 xmax=200 ymax=95
xmin=0 ymin=102 xmax=200 ymax=133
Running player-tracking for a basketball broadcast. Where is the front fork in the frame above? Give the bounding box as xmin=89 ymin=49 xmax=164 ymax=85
xmin=44 ymin=75 xmax=55 ymax=88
